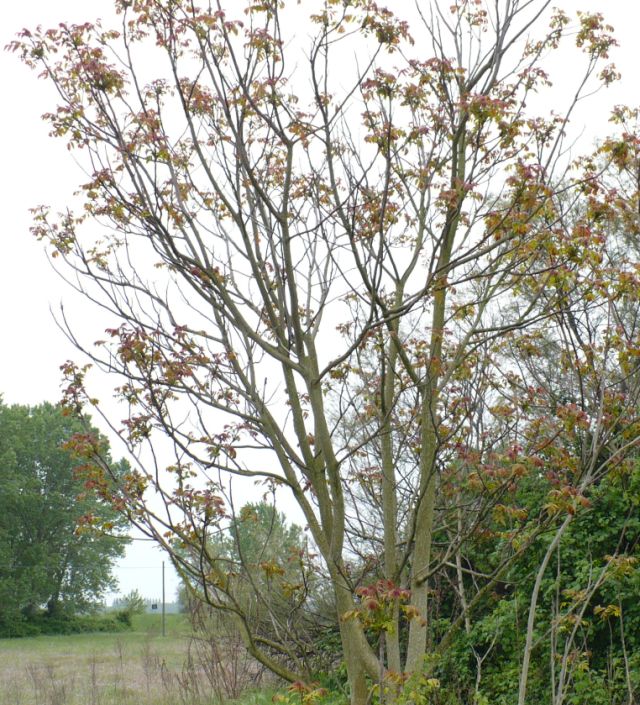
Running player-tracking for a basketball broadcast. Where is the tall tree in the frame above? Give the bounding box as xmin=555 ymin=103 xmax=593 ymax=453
xmin=10 ymin=2 xmax=640 ymax=702
xmin=0 ymin=401 xmax=129 ymax=631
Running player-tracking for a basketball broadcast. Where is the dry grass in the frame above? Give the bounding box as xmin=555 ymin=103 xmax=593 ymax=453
xmin=0 ymin=615 xmax=269 ymax=705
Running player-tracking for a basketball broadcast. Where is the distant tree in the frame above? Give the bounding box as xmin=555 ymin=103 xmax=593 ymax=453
xmin=0 ymin=401 xmax=129 ymax=632
xmin=183 ymin=500 xmax=331 ymax=678
xmin=121 ymin=588 xmax=147 ymax=615
xmin=110 ymin=588 xmax=147 ymax=627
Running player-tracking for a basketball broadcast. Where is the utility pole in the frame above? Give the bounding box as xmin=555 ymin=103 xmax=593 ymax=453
xmin=162 ymin=560 xmax=166 ymax=637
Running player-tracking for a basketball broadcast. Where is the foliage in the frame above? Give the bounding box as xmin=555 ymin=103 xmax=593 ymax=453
xmin=422 ymin=464 xmax=640 ymax=705
xmin=0 ymin=401 xmax=129 ymax=636
xmin=9 ymin=1 xmax=640 ymax=704
xmin=30 ymin=612 xmax=131 ymax=636
xmin=119 ymin=589 xmax=148 ymax=619
xmin=183 ymin=501 xmax=335 ymax=678
xmin=0 ymin=611 xmax=131 ymax=639
xmin=109 ymin=590 xmax=150 ymax=627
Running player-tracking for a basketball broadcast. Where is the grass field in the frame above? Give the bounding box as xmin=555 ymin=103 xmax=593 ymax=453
xmin=0 ymin=614 xmax=272 ymax=705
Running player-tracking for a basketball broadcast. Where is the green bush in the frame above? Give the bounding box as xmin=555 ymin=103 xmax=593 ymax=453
xmin=0 ymin=611 xmax=131 ymax=638
xmin=33 ymin=612 xmax=130 ymax=635
xmin=0 ymin=614 xmax=41 ymax=638
xmin=115 ymin=608 xmax=133 ymax=627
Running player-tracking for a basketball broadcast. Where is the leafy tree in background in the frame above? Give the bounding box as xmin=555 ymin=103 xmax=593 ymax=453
xmin=0 ymin=401 xmax=129 ymax=634
xmin=10 ymin=1 xmax=640 ymax=703
xmin=120 ymin=588 xmax=147 ymax=615
xmin=183 ymin=501 xmax=333 ymax=678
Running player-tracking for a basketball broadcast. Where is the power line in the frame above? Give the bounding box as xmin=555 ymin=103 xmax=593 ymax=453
xmin=112 ymin=565 xmax=168 ymax=570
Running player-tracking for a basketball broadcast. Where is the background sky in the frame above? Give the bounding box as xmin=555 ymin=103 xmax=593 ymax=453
xmin=1 ymin=0 xmax=639 ymax=603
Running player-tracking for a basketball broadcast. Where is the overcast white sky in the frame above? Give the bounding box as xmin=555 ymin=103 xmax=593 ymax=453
xmin=1 ymin=0 xmax=639 ymax=602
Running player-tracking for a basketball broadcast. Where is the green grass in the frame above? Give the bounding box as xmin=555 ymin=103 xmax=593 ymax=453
xmin=131 ymin=611 xmax=192 ymax=637
xmin=0 ymin=614 xmax=188 ymax=657
xmin=0 ymin=613 xmax=265 ymax=705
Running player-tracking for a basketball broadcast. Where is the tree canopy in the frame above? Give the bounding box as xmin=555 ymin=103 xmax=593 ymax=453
xmin=10 ymin=1 xmax=640 ymax=703
xmin=0 ymin=401 xmax=129 ymax=635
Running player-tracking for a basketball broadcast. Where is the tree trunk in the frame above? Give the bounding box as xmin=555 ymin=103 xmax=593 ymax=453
xmin=518 ymin=515 xmax=572 ymax=705
xmin=381 ymin=288 xmax=402 ymax=674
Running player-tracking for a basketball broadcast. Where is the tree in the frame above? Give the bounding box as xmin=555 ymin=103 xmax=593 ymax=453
xmin=0 ymin=401 xmax=129 ymax=633
xmin=10 ymin=1 xmax=640 ymax=703
xmin=183 ymin=501 xmax=334 ymax=677
xmin=120 ymin=588 xmax=147 ymax=615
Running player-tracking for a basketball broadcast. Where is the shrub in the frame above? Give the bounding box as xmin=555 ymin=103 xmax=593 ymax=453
xmin=0 ymin=611 xmax=131 ymax=638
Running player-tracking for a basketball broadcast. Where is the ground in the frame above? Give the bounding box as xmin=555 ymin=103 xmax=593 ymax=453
xmin=0 ymin=614 xmax=274 ymax=705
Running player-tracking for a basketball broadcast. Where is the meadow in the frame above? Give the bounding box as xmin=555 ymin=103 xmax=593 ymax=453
xmin=0 ymin=614 xmax=273 ymax=705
